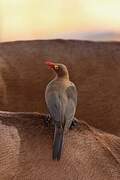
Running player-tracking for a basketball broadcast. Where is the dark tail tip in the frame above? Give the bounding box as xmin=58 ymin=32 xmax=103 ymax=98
xmin=52 ymin=127 xmax=63 ymax=161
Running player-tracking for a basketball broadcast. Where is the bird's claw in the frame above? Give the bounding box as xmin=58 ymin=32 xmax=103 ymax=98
xmin=70 ymin=117 xmax=80 ymax=129
xmin=43 ymin=114 xmax=51 ymax=127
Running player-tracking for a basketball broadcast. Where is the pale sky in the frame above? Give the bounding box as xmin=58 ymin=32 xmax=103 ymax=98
xmin=0 ymin=0 xmax=120 ymax=42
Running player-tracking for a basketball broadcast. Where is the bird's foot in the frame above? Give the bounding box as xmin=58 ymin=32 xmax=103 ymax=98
xmin=43 ymin=114 xmax=51 ymax=127
xmin=70 ymin=117 xmax=80 ymax=129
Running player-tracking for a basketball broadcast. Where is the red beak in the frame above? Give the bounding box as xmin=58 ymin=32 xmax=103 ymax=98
xmin=45 ymin=61 xmax=55 ymax=69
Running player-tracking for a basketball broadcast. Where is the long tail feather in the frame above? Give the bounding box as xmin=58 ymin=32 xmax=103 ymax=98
xmin=52 ymin=126 xmax=63 ymax=160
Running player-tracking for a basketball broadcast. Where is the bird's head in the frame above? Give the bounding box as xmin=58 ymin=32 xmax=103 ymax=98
xmin=45 ymin=61 xmax=69 ymax=79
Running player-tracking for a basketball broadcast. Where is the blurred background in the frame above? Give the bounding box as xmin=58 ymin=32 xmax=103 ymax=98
xmin=0 ymin=0 xmax=120 ymax=42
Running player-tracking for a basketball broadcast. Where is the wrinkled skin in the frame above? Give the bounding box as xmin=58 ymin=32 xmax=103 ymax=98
xmin=0 ymin=40 xmax=120 ymax=136
xmin=0 ymin=120 xmax=20 ymax=179
xmin=0 ymin=111 xmax=120 ymax=180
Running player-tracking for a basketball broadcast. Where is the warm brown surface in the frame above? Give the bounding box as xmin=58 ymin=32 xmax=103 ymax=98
xmin=0 ymin=40 xmax=120 ymax=136
xmin=0 ymin=111 xmax=120 ymax=180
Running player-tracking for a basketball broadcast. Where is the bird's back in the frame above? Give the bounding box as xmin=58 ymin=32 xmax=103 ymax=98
xmin=45 ymin=79 xmax=68 ymax=123
xmin=45 ymin=78 xmax=77 ymax=127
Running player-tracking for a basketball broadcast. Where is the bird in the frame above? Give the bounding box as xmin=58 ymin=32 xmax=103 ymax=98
xmin=45 ymin=61 xmax=77 ymax=160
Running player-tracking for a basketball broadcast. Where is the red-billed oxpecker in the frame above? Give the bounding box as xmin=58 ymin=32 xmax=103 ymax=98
xmin=45 ymin=61 xmax=77 ymax=160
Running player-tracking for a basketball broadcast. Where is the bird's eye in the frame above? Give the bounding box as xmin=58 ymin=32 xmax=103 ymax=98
xmin=54 ymin=65 xmax=59 ymax=70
